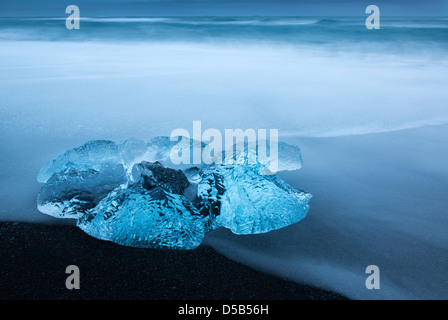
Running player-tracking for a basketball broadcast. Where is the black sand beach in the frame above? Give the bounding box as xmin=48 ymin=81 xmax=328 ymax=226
xmin=0 ymin=222 xmax=345 ymax=300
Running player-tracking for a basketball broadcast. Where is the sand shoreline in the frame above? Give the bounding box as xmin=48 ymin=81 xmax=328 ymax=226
xmin=0 ymin=221 xmax=346 ymax=300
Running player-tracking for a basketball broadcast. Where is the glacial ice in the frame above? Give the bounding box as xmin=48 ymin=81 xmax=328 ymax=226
xmin=37 ymin=136 xmax=207 ymax=183
xmin=78 ymin=185 xmax=206 ymax=250
xmin=37 ymin=137 xmax=311 ymax=249
xmin=37 ymin=164 xmax=127 ymax=218
xmin=37 ymin=140 xmax=121 ymax=183
xmin=198 ymin=164 xmax=311 ymax=234
xmin=218 ymin=140 xmax=303 ymax=173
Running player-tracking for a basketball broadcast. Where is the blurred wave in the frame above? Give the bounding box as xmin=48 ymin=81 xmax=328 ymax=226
xmin=1 ymin=16 xmax=448 ymax=53
xmin=0 ymin=15 xmax=447 ymax=139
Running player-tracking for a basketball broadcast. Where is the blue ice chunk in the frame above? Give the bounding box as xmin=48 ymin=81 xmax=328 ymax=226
xmin=37 ymin=136 xmax=207 ymax=183
xmin=37 ymin=140 xmax=119 ymax=183
xmin=217 ymin=140 xmax=303 ymax=174
xmin=276 ymin=141 xmax=303 ymax=172
xmin=77 ymin=184 xmax=205 ymax=249
xmin=37 ymin=163 xmax=127 ymax=218
xmin=198 ymin=164 xmax=311 ymax=234
xmin=123 ymin=136 xmax=208 ymax=172
xmin=36 ymin=137 xmax=311 ymax=249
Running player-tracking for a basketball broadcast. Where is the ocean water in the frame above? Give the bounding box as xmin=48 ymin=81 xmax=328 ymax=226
xmin=2 ymin=16 xmax=448 ymax=47
xmin=1 ymin=16 xmax=448 ymax=139
xmin=1 ymin=16 xmax=448 ymax=299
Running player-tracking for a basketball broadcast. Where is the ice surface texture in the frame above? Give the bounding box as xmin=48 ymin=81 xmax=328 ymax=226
xmin=37 ymin=137 xmax=311 ymax=249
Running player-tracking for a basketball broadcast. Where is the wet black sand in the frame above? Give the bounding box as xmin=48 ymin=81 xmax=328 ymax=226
xmin=0 ymin=222 xmax=346 ymax=300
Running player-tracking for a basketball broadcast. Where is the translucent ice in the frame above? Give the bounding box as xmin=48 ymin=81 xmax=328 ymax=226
xmin=37 ymin=164 xmax=127 ymax=218
xmin=78 ymin=185 xmax=206 ymax=250
xmin=198 ymin=164 xmax=311 ymax=234
xmin=216 ymin=140 xmax=303 ymax=173
xmin=37 ymin=136 xmax=312 ymax=249
xmin=37 ymin=140 xmax=120 ymax=183
xmin=37 ymin=136 xmax=207 ymax=183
